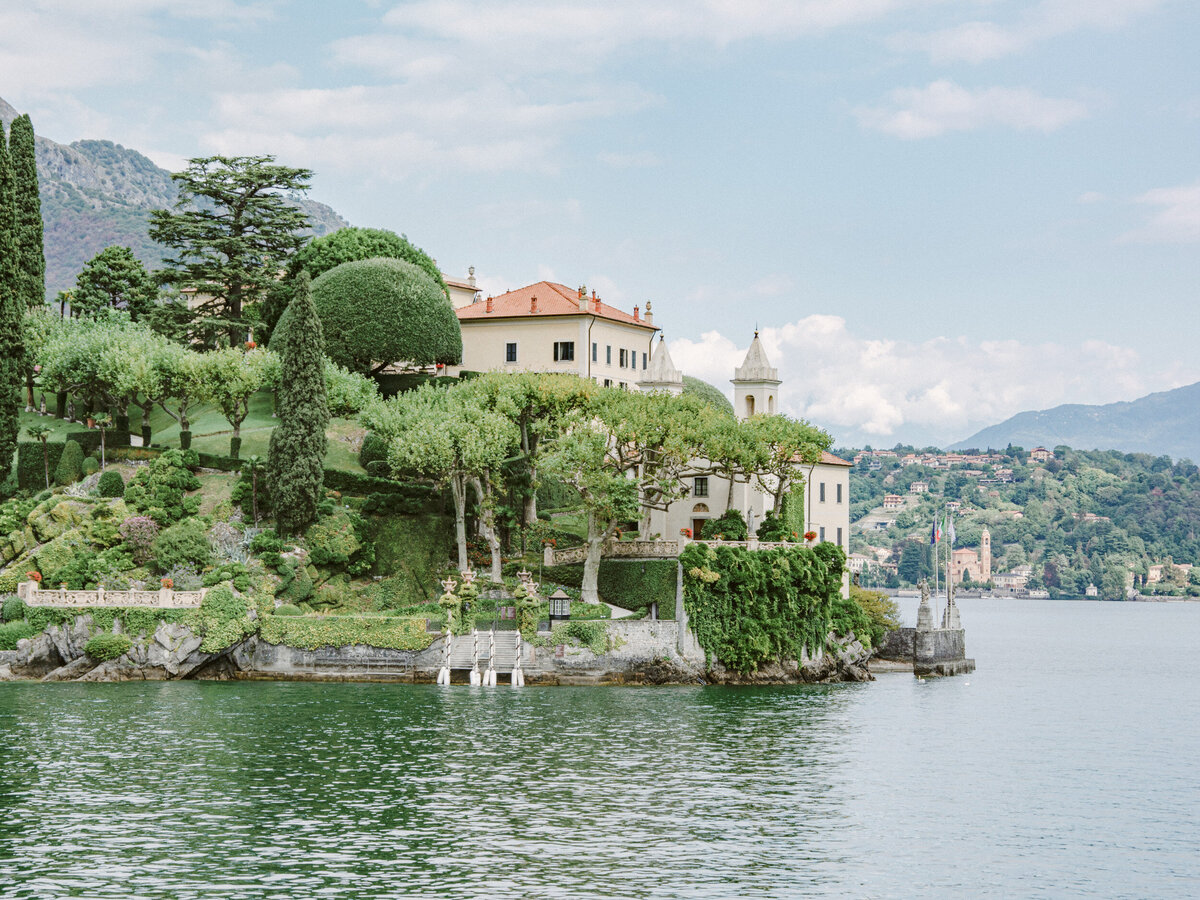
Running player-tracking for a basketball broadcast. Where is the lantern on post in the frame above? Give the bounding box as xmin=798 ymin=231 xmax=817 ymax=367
xmin=549 ymin=589 xmax=571 ymax=624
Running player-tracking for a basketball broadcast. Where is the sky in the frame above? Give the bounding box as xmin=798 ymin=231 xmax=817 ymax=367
xmin=2 ymin=0 xmax=1198 ymax=448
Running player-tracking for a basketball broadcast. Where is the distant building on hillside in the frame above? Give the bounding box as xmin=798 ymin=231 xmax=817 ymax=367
xmin=909 ymin=480 xmax=928 ymax=494
xmin=883 ymin=494 xmax=905 ymax=510
xmin=949 ymin=528 xmax=992 ymax=584
xmin=1029 ymin=447 xmax=1054 ymax=463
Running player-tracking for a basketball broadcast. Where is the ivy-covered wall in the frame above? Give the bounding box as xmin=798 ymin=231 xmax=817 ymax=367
xmin=540 ymin=558 xmax=677 ymax=617
xmin=679 ymin=542 xmax=845 ymax=672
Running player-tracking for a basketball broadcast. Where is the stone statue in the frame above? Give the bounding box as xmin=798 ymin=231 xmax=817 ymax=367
xmin=916 ymin=577 xmax=936 ymax=631
xmin=39 ymin=394 xmax=47 ymax=416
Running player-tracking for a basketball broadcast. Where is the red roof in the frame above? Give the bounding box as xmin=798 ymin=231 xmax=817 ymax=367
xmin=456 ymin=281 xmax=657 ymax=330
xmin=821 ymin=451 xmax=853 ymax=467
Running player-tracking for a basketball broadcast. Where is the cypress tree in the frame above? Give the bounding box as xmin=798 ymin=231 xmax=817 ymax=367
xmin=9 ymin=115 xmax=44 ymax=308
xmin=267 ymin=271 xmax=329 ymax=536
xmin=0 ymin=123 xmax=24 ymax=484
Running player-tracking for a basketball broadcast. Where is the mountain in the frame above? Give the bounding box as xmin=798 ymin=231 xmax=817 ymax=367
xmin=0 ymin=96 xmax=348 ymax=300
xmin=952 ymin=381 xmax=1200 ymax=461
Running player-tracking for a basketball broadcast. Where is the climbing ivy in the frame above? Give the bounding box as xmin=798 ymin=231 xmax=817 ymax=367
xmin=679 ymin=542 xmax=845 ymax=673
xmin=259 ymin=614 xmax=435 ymax=651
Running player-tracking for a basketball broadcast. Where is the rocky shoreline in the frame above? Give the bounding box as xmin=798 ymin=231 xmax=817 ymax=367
xmin=0 ymin=613 xmax=873 ymax=686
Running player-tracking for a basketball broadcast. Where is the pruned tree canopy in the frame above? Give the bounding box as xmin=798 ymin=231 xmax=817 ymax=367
xmin=682 ymin=375 xmax=734 ymax=417
xmin=308 ymin=257 xmax=461 ymax=374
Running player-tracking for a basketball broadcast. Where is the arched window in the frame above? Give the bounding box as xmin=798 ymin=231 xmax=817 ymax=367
xmin=768 ymin=394 xmax=775 ymax=414
xmin=745 ymin=395 xmax=755 ymax=417
xmin=692 ymin=503 xmax=710 ymax=513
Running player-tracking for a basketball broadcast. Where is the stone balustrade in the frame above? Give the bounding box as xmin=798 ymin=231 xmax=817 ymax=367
xmin=543 ymin=537 xmax=806 ymax=567
xmin=16 ymin=581 xmax=206 ymax=608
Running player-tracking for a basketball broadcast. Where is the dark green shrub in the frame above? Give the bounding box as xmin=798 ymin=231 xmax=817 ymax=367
xmin=179 ymin=430 xmax=192 ymax=450
xmin=358 ymin=432 xmax=389 ymax=470
xmin=365 ymin=460 xmax=389 ymax=478
xmin=535 ymin=475 xmax=580 ymax=512
xmin=700 ymin=509 xmax=748 ymax=541
xmin=83 ymin=633 xmax=132 ymax=661
xmin=830 ymin=594 xmax=874 ymax=647
xmin=151 ymin=519 xmax=212 ymax=573
xmin=310 ymin=257 xmax=461 ymax=374
xmin=18 ymin=441 xmax=65 ymax=491
xmin=754 ymin=510 xmax=792 ymax=542
xmin=123 ymin=449 xmax=202 ymax=525
xmin=203 ymin=562 xmax=252 ymax=593
xmin=2 ymin=595 xmax=27 ymax=623
xmin=63 ymin=430 xmax=130 ymax=454
xmin=274 ymin=603 xmax=303 ymax=616
xmin=306 ymin=510 xmax=375 ymax=575
xmin=54 ymin=441 xmax=84 ymax=486
xmin=196 ymin=452 xmax=243 ymax=472
xmin=97 ymin=470 xmax=125 ymax=498
xmin=360 ymin=486 xmax=439 ymax=515
xmin=81 ymin=456 xmax=100 ymax=477
xmin=249 ymin=530 xmax=283 ymax=554
xmin=274 ymin=560 xmax=314 ymax=604
xmin=0 ymin=620 xmax=35 ymax=650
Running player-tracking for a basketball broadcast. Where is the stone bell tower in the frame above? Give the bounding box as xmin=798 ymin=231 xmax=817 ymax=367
xmin=731 ymin=332 xmax=781 ymax=421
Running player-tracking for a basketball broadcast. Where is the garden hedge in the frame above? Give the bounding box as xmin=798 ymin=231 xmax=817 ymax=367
xmin=17 ymin=441 xmax=66 ymax=491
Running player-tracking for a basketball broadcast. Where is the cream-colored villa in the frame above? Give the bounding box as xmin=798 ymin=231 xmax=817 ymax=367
xmin=635 ymin=335 xmax=850 ymax=564
xmin=445 ymin=280 xmax=659 ymax=388
xmin=445 ymin=275 xmax=850 ymax=575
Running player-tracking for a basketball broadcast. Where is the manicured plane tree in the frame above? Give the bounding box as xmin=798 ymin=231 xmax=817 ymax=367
xmin=363 ymin=383 xmax=518 ymax=581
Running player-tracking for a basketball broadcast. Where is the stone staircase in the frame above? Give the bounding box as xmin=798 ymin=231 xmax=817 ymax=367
xmin=441 ymin=630 xmax=525 ymax=685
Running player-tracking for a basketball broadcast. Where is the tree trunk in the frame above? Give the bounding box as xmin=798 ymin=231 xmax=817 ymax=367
xmin=726 ymin=472 xmax=736 ymax=508
xmin=522 ymin=427 xmax=538 ymax=525
xmin=451 ymin=475 xmax=469 ymax=572
xmin=472 ymin=476 xmax=503 ymax=583
xmin=580 ymin=508 xmax=609 ymax=604
xmin=41 ymin=442 xmax=49 ymax=489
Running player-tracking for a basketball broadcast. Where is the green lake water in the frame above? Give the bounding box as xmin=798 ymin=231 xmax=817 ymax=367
xmin=2 ymin=597 xmax=1198 ymax=898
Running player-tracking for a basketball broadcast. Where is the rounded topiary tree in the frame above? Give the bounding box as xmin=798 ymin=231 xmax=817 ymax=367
xmin=54 ymin=440 xmax=84 ymax=486
xmin=682 ymin=375 xmax=735 ymax=418
xmin=308 ymin=258 xmax=462 ymax=375
xmin=97 ymin=469 xmax=125 ymax=498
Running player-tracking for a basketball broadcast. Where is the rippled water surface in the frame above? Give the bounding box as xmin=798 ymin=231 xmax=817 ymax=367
xmin=2 ymin=598 xmax=1199 ymax=899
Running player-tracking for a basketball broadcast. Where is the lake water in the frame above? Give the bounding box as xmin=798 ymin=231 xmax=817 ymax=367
xmin=1 ymin=598 xmax=1198 ymax=899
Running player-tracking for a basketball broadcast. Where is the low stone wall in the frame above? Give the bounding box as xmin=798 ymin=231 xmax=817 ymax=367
xmin=17 ymin=582 xmax=206 ymax=609
xmin=231 ymin=637 xmax=446 ymax=681
xmin=873 ymin=626 xmax=974 ymax=677
xmin=545 ymin=540 xmax=681 ymax=566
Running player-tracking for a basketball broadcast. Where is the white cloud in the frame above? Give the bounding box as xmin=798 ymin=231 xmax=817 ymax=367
xmin=1120 ymin=180 xmax=1200 ymax=244
xmin=894 ymin=0 xmax=1165 ymax=63
xmin=668 ymin=316 xmax=1198 ymax=446
xmin=855 ymin=80 xmax=1089 ymax=138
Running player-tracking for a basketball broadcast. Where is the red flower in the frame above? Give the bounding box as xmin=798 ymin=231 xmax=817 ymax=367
xmin=680 ymin=528 xmax=692 ymax=538
xmin=804 ymin=531 xmax=817 ymax=541
xmin=245 ymin=341 xmax=257 ymax=350
xmin=161 ymin=577 xmax=174 ymax=589
xmin=26 ymin=571 xmax=41 ymax=583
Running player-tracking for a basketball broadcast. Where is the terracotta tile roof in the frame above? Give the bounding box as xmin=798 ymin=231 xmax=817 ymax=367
xmin=456 ymin=281 xmax=657 ymax=329
xmin=821 ymin=451 xmax=853 ymax=467
xmin=444 ymin=277 xmax=477 ymax=292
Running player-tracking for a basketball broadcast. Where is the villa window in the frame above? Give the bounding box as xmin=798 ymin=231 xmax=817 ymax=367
xmin=619 ymin=382 xmax=627 ymax=390
xmin=836 ymin=483 xmax=842 ymax=503
xmin=604 ymin=378 xmax=612 ymax=387
xmin=643 ymin=352 xmax=648 ymax=370
xmin=694 ymin=477 xmax=709 ymax=498
xmin=606 ymin=345 xmax=612 ymax=364
xmin=819 ymin=526 xmax=826 ymax=542
xmin=819 ymin=482 xmax=826 ymax=502
xmin=505 ymin=342 xmax=517 ymax=363
xmin=592 ymin=342 xmax=597 ymax=362
xmin=619 ymin=348 xmax=628 ymax=368
xmin=553 ymin=341 xmax=575 ymax=362
xmin=837 ymin=527 xmax=843 ymax=545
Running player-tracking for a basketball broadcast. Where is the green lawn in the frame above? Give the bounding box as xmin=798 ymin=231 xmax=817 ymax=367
xmin=19 ymin=389 xmax=366 ymax=473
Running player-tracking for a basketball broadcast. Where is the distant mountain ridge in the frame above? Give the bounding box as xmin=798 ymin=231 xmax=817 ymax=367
xmin=0 ymin=96 xmax=348 ymax=299
xmin=952 ymin=381 xmax=1200 ymax=461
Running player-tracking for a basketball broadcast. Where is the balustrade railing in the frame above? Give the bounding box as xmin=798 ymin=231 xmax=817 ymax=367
xmin=16 ymin=581 xmax=206 ymax=609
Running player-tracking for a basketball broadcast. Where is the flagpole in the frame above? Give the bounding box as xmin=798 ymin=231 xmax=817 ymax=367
xmin=933 ymin=515 xmax=939 ymax=597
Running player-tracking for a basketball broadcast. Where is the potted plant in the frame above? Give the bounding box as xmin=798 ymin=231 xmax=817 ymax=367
xmin=804 ymin=530 xmax=818 ymax=543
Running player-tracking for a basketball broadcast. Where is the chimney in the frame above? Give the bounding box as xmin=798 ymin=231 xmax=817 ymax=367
xmin=633 ymin=305 xmax=640 ymax=322
xmin=468 ymin=266 xmax=476 ymax=288
xmin=578 ymin=285 xmax=587 ymax=312
xmin=592 ymin=290 xmax=600 ymax=313
xmin=531 ymin=295 xmax=538 ymax=313
xmin=485 ymin=296 xmax=493 ymax=313
xmin=644 ymin=300 xmax=654 ymax=325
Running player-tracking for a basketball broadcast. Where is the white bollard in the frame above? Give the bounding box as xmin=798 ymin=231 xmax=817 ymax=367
xmin=469 ymin=669 xmax=481 ymax=686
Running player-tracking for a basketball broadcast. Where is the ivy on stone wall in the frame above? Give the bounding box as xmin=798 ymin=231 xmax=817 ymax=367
xmin=679 ymin=542 xmax=844 ymax=673
xmin=258 ymin=614 xmax=436 ymax=652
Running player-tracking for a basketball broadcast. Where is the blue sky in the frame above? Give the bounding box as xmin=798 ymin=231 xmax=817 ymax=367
xmin=3 ymin=0 xmax=1198 ymax=447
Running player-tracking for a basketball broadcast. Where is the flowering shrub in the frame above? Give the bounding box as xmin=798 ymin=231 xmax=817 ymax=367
xmin=803 ymin=531 xmax=818 ymax=542
xmin=119 ymin=516 xmax=159 ymax=564
xmin=26 ymin=571 xmax=41 ymax=583
xmin=680 ymin=528 xmax=692 ymax=538
xmin=161 ymin=577 xmax=174 ymax=589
